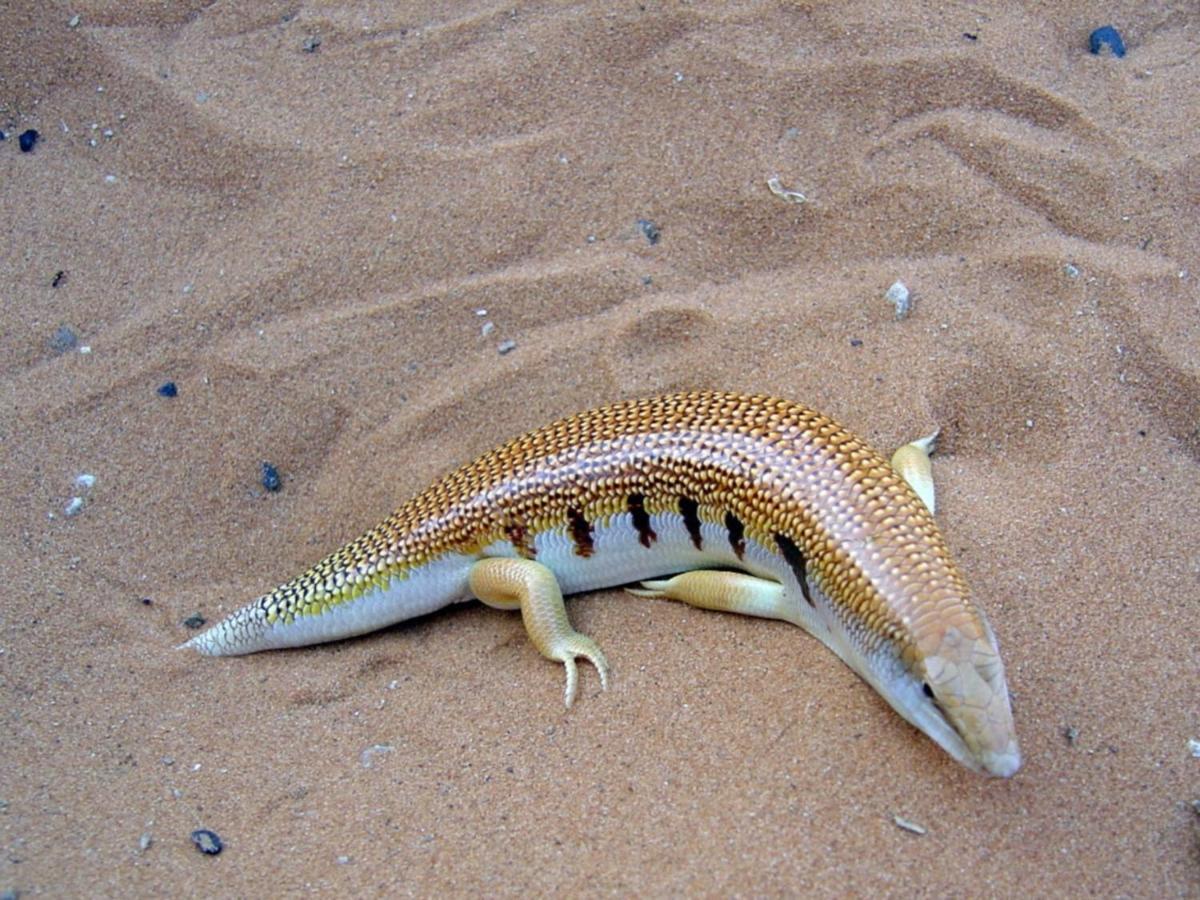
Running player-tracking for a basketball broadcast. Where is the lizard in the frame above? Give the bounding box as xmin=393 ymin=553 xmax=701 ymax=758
xmin=182 ymin=391 xmax=1020 ymax=777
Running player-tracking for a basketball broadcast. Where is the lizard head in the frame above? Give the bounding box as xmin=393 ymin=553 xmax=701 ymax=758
xmin=898 ymin=615 xmax=1021 ymax=777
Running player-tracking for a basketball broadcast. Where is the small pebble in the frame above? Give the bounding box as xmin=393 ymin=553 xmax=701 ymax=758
xmin=336 ymin=855 xmax=351 ymax=865
xmin=885 ymin=281 xmax=912 ymax=320
xmin=1088 ymin=25 xmax=1126 ymax=58
xmin=75 ymin=474 xmax=96 ymax=489
xmin=157 ymin=381 xmax=178 ymax=398
xmin=51 ymin=270 xmax=66 ymax=287
xmin=1064 ymin=725 xmax=1079 ymax=746
xmin=49 ymin=325 xmax=78 ymax=353
xmin=849 ymin=338 xmax=863 ymax=347
xmin=69 ymin=14 xmax=81 ymax=27
xmin=190 ymin=829 xmax=223 ymax=855
xmin=892 ymin=815 xmax=926 ymax=835
xmin=64 ymin=497 xmax=85 ymax=517
xmin=1064 ymin=263 xmax=1080 ymax=278
xmin=480 ymin=320 xmax=495 ymax=337
xmin=302 ymin=35 xmax=322 ymax=52
xmin=636 ymin=219 xmax=661 ymax=245
xmin=0 ymin=130 xmax=5 ymax=141
xmin=182 ymin=613 xmax=206 ymax=630
xmin=766 ymin=176 xmax=807 ymax=204
xmin=138 ymin=833 xmax=153 ymax=852
xmin=1188 ymin=738 xmax=1200 ymax=758
xmin=18 ymin=129 xmax=39 ymax=153
xmin=360 ymin=743 xmax=395 ymax=768
xmin=261 ymin=461 xmax=282 ymax=492
xmin=140 ymin=597 xmax=153 ymax=606
xmin=497 ymin=339 xmax=517 ymax=355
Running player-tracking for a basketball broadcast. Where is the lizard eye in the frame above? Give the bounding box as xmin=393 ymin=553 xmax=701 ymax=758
xmin=922 ymin=682 xmax=935 ymax=699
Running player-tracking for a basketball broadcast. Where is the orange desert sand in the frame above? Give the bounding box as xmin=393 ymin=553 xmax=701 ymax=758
xmin=2 ymin=2 xmax=1198 ymax=896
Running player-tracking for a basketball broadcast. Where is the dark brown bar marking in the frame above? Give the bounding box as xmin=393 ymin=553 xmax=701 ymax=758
xmin=505 ymin=521 xmax=536 ymax=559
xmin=567 ymin=507 xmax=594 ymax=558
xmin=725 ymin=511 xmax=746 ymax=560
xmin=627 ymin=493 xmax=657 ymax=548
xmin=679 ymin=496 xmax=703 ymax=550
xmin=774 ymin=533 xmax=814 ymax=607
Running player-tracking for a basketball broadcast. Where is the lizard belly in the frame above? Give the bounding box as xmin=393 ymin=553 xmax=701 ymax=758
xmin=491 ymin=511 xmax=791 ymax=598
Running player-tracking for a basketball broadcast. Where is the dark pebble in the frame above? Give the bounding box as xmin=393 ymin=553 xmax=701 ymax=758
xmin=1088 ymin=25 xmax=1126 ymax=58
xmin=140 ymin=597 xmax=153 ymax=606
xmin=157 ymin=381 xmax=178 ymax=398
xmin=962 ymin=32 xmax=978 ymax=41
xmin=190 ymin=829 xmax=223 ymax=855
xmin=302 ymin=35 xmax=322 ymax=52
xmin=182 ymin=613 xmax=206 ymax=630
xmin=636 ymin=219 xmax=660 ymax=245
xmin=0 ymin=129 xmax=6 ymax=140
xmin=18 ymin=129 xmax=39 ymax=152
xmin=261 ymin=461 xmax=282 ymax=492
xmin=51 ymin=270 xmax=66 ymax=288
xmin=49 ymin=325 xmax=78 ymax=354
xmin=849 ymin=338 xmax=863 ymax=347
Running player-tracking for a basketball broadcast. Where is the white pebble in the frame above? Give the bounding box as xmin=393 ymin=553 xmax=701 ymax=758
xmin=64 ymin=497 xmax=85 ymax=517
xmin=75 ymin=474 xmax=96 ymax=489
xmin=892 ymin=815 xmax=926 ymax=835
xmin=885 ymin=281 xmax=911 ymax=320
xmin=1188 ymin=738 xmax=1200 ymax=758
xmin=360 ymin=743 xmax=394 ymax=768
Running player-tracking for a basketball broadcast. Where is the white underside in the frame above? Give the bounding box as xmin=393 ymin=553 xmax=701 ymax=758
xmin=217 ymin=510 xmax=830 ymax=655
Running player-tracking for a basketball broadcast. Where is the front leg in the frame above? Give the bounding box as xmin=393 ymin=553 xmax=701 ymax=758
xmin=469 ymin=557 xmax=610 ymax=708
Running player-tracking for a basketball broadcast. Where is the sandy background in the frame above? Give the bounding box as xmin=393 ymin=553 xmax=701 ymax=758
xmin=2 ymin=1 xmax=1198 ymax=895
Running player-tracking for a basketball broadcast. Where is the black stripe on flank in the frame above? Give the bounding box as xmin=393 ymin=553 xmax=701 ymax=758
xmin=567 ymin=507 xmax=594 ymax=558
xmin=679 ymin=497 xmax=703 ymax=550
xmin=724 ymin=511 xmax=746 ymax=560
xmin=627 ymin=493 xmax=658 ymax=548
xmin=505 ymin=521 xmax=536 ymax=559
xmin=774 ymin=533 xmax=815 ymax=607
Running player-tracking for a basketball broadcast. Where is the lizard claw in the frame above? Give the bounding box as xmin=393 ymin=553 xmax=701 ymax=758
xmin=554 ymin=633 xmax=610 ymax=707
